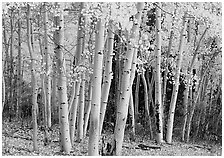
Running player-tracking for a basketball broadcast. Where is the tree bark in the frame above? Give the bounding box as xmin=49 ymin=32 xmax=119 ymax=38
xmin=128 ymin=90 xmax=135 ymax=135
xmin=26 ymin=4 xmax=38 ymax=151
xmin=43 ymin=3 xmax=51 ymax=128
xmin=134 ymin=74 xmax=140 ymax=124
xmin=154 ymin=2 xmax=163 ymax=143
xmin=16 ymin=18 xmax=22 ymax=120
xmin=55 ymin=7 xmax=71 ymax=153
xmin=88 ymin=18 xmax=105 ymax=156
xmin=74 ymin=2 xmax=86 ymax=65
xmin=99 ymin=20 xmax=115 ymax=135
xmin=69 ymin=75 xmax=81 ymax=144
xmin=185 ymin=51 xmax=219 ymax=142
xmin=77 ymin=73 xmax=86 ymax=142
xmin=111 ymin=3 xmax=144 ymax=155
xmin=181 ymin=27 xmax=208 ymax=141
xmin=166 ymin=12 xmax=187 ymax=143
xmin=83 ymin=79 xmax=92 ymax=137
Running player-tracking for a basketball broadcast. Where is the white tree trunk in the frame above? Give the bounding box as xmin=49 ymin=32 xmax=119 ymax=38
xmin=166 ymin=12 xmax=187 ymax=143
xmin=88 ymin=18 xmax=105 ymax=156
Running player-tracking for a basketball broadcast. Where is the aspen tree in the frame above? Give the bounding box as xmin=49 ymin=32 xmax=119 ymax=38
xmin=99 ymin=20 xmax=115 ymax=134
xmin=134 ymin=74 xmax=140 ymax=123
xmin=128 ymin=90 xmax=135 ymax=135
xmin=181 ymin=27 xmax=208 ymax=141
xmin=52 ymin=15 xmax=59 ymax=123
xmin=128 ymin=48 xmax=138 ymax=135
xmin=68 ymin=79 xmax=76 ymax=112
xmin=111 ymin=3 xmax=144 ymax=155
xmin=88 ymin=18 xmax=105 ymax=156
xmin=162 ymin=6 xmax=176 ymax=111
xmin=185 ymin=51 xmax=219 ymax=142
xmin=17 ymin=18 xmax=22 ymax=119
xmin=77 ymin=73 xmax=86 ymax=142
xmin=43 ymin=2 xmax=51 ymax=128
xmin=155 ymin=2 xmax=163 ymax=143
xmin=55 ymin=6 xmax=71 ymax=153
xmin=9 ymin=8 xmax=14 ymax=120
xmin=2 ymin=76 xmax=5 ymax=113
xmin=73 ymin=2 xmax=86 ymax=65
xmin=194 ymin=75 xmax=209 ymax=140
xmin=69 ymin=75 xmax=81 ymax=144
xmin=166 ymin=12 xmax=187 ymax=144
xmin=83 ymin=80 xmax=92 ymax=137
xmin=26 ymin=3 xmax=38 ymax=151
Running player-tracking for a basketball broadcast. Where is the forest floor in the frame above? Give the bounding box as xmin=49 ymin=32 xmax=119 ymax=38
xmin=2 ymin=119 xmax=222 ymax=156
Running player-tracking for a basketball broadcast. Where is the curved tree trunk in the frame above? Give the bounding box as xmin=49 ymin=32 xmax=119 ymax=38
xmin=166 ymin=12 xmax=187 ymax=144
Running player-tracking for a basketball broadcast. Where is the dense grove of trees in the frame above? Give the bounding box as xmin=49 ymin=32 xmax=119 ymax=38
xmin=2 ymin=2 xmax=222 ymax=156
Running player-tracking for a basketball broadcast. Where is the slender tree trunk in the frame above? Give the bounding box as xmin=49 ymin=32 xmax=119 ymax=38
xmin=166 ymin=12 xmax=187 ymax=143
xmin=111 ymin=3 xmax=144 ymax=155
xmin=69 ymin=75 xmax=81 ymax=144
xmin=134 ymin=74 xmax=140 ymax=124
xmin=9 ymin=8 xmax=14 ymax=120
xmin=55 ymin=7 xmax=71 ymax=153
xmin=88 ymin=18 xmax=105 ymax=156
xmin=43 ymin=3 xmax=51 ymax=128
xmin=68 ymin=79 xmax=77 ymax=112
xmin=2 ymin=15 xmax=9 ymax=73
xmin=141 ymin=72 xmax=153 ymax=139
xmin=128 ymin=90 xmax=135 ymax=136
xmin=16 ymin=18 xmax=22 ymax=120
xmin=99 ymin=20 xmax=115 ymax=134
xmin=77 ymin=73 xmax=86 ymax=142
xmin=181 ymin=27 xmax=208 ymax=141
xmin=193 ymin=75 xmax=208 ymax=140
xmin=38 ymin=12 xmax=49 ymax=145
xmin=185 ymin=52 xmax=219 ymax=142
xmin=83 ymin=79 xmax=92 ymax=137
xmin=2 ymin=76 xmax=5 ymax=113
xmin=74 ymin=2 xmax=86 ymax=65
xmin=52 ymin=16 xmax=58 ymax=123
xmin=154 ymin=2 xmax=163 ymax=143
xmin=26 ymin=4 xmax=38 ymax=151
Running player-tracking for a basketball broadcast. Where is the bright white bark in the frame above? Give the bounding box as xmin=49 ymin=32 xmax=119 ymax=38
xmin=111 ymin=3 xmax=144 ymax=155
xmin=55 ymin=7 xmax=71 ymax=153
xmin=99 ymin=20 xmax=115 ymax=135
xmin=69 ymin=76 xmax=81 ymax=144
xmin=43 ymin=3 xmax=51 ymax=128
xmin=77 ymin=73 xmax=86 ymax=142
xmin=166 ymin=12 xmax=187 ymax=143
xmin=26 ymin=4 xmax=38 ymax=151
xmin=83 ymin=80 xmax=92 ymax=137
xmin=155 ymin=2 xmax=163 ymax=143
xmin=88 ymin=18 xmax=105 ymax=156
